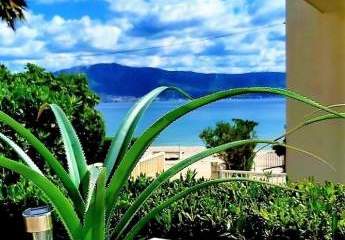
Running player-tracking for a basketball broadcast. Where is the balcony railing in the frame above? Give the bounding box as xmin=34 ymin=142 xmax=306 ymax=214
xmin=218 ymin=169 xmax=287 ymax=184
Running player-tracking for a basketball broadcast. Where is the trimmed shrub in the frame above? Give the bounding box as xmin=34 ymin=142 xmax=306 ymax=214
xmin=113 ymin=173 xmax=345 ymax=240
xmin=2 ymin=172 xmax=345 ymax=239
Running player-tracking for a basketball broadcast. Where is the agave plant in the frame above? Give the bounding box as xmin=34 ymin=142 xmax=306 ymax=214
xmin=0 ymin=86 xmax=343 ymax=240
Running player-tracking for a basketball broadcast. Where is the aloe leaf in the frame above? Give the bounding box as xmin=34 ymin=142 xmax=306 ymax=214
xmin=251 ymin=111 xmax=345 ymax=167
xmin=0 ymin=111 xmax=85 ymax=213
xmin=47 ymin=104 xmax=88 ymax=187
xmin=83 ymin=168 xmax=106 ymax=240
xmin=269 ymin=112 xmax=345 ymax=150
xmin=0 ymin=156 xmax=82 ymax=240
xmin=112 ymin=139 xmax=330 ymax=238
xmin=272 ymin=112 xmax=345 ymax=147
xmin=84 ymin=164 xmax=102 ymax=210
xmin=303 ymin=104 xmax=345 ymax=120
xmin=106 ymin=87 xmax=343 ymax=215
xmin=305 ymin=112 xmax=345 ymax=124
xmin=104 ymin=86 xmax=192 ymax=178
xmin=123 ymin=178 xmax=299 ymax=240
xmin=0 ymin=132 xmax=42 ymax=174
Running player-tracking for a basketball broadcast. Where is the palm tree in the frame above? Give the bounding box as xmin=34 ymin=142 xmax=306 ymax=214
xmin=0 ymin=0 xmax=27 ymax=30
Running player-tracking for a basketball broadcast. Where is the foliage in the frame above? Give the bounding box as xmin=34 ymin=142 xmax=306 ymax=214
xmin=0 ymin=86 xmax=343 ymax=240
xmin=199 ymin=119 xmax=258 ymax=170
xmin=0 ymin=64 xmax=105 ymax=174
xmin=114 ymin=173 xmax=345 ymax=240
xmin=3 ymin=172 xmax=345 ymax=240
xmin=0 ymin=0 xmax=27 ymax=30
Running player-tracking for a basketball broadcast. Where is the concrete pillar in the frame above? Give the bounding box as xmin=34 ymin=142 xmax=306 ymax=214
xmin=286 ymin=0 xmax=345 ymax=182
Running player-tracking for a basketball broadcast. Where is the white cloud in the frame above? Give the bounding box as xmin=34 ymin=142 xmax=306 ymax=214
xmin=106 ymin=0 xmax=151 ymax=16
xmin=0 ymin=40 xmax=45 ymax=58
xmin=0 ymin=0 xmax=286 ymax=73
xmin=0 ymin=24 xmax=16 ymax=46
xmin=102 ymin=0 xmax=285 ymax=73
xmin=84 ymin=25 xmax=121 ymax=49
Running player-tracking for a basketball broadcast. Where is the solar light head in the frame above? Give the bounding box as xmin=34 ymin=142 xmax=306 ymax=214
xmin=23 ymin=206 xmax=53 ymax=240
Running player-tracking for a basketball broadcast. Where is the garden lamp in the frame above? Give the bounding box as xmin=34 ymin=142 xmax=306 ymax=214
xmin=22 ymin=206 xmax=53 ymax=240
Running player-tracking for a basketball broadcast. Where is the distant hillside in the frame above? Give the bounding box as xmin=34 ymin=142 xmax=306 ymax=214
xmin=57 ymin=63 xmax=285 ymax=100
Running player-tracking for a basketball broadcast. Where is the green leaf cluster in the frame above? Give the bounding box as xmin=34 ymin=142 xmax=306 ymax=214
xmin=0 ymin=63 xmax=105 ymax=174
xmin=116 ymin=174 xmax=345 ymax=240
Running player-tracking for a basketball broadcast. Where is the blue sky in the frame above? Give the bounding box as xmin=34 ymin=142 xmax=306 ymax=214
xmin=0 ymin=0 xmax=285 ymax=73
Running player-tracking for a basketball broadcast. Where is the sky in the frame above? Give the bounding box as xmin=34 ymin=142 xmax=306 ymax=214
xmin=0 ymin=0 xmax=286 ymax=73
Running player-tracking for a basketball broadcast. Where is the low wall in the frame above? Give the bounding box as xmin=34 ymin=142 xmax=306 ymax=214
xmin=131 ymin=152 xmax=165 ymax=178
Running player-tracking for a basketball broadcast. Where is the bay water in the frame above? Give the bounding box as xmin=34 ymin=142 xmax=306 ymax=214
xmin=97 ymin=98 xmax=286 ymax=146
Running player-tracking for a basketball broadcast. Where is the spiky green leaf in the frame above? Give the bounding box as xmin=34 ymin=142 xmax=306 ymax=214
xmin=0 ymin=132 xmax=42 ymax=174
xmin=48 ymin=104 xmax=88 ymax=187
xmin=83 ymin=168 xmax=106 ymax=240
xmin=0 ymin=111 xmax=85 ymax=213
xmin=84 ymin=164 xmax=102 ymax=210
xmin=104 ymin=86 xmax=192 ymax=178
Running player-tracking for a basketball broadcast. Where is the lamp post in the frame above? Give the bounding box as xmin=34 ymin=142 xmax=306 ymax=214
xmin=22 ymin=206 xmax=53 ymax=240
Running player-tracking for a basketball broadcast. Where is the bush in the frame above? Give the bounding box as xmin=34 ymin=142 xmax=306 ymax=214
xmin=0 ymin=63 xmax=105 ymax=170
xmin=3 ymin=171 xmax=345 ymax=239
xmin=112 ymin=173 xmax=345 ymax=240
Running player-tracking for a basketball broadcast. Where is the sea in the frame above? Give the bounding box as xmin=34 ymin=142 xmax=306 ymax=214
xmin=97 ymin=98 xmax=286 ymax=146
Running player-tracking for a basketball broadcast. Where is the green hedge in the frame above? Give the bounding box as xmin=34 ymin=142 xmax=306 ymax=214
xmin=2 ymin=172 xmax=345 ymax=239
xmin=113 ymin=173 xmax=345 ymax=240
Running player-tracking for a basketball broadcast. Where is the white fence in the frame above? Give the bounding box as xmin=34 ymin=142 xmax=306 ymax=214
xmin=131 ymin=153 xmax=165 ymax=178
xmin=218 ymin=169 xmax=287 ymax=184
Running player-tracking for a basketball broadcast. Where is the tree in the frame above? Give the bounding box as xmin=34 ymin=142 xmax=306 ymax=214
xmin=272 ymin=138 xmax=286 ymax=157
xmin=0 ymin=64 xmax=105 ymax=173
xmin=199 ymin=119 xmax=258 ymax=170
xmin=0 ymin=0 xmax=27 ymax=30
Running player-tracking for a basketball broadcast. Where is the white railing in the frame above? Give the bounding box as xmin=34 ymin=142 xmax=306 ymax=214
xmin=218 ymin=169 xmax=287 ymax=184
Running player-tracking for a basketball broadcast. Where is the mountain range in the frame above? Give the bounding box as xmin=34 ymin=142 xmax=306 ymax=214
xmin=57 ymin=63 xmax=285 ymax=100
